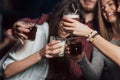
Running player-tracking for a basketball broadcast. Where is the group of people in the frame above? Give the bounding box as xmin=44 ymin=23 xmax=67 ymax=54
xmin=1 ymin=0 xmax=120 ymax=80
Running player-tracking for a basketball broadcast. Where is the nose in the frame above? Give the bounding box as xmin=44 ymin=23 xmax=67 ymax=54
xmin=117 ymin=5 xmax=120 ymax=13
xmin=104 ymin=6 xmax=109 ymax=12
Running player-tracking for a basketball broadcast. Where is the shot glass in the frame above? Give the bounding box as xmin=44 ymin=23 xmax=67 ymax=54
xmin=50 ymin=36 xmax=66 ymax=57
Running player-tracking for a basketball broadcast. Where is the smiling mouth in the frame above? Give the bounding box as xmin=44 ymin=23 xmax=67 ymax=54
xmin=107 ymin=12 xmax=116 ymax=17
xmin=108 ymin=13 xmax=114 ymax=16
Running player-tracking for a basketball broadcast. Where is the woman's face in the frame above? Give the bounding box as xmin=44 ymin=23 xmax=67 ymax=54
xmin=101 ymin=0 xmax=117 ymax=23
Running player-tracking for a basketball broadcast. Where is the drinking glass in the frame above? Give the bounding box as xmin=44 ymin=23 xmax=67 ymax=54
xmin=24 ymin=26 xmax=37 ymax=41
xmin=50 ymin=36 xmax=66 ymax=57
xmin=24 ymin=17 xmax=41 ymax=41
xmin=62 ymin=9 xmax=82 ymax=56
xmin=63 ymin=13 xmax=80 ymax=21
xmin=66 ymin=37 xmax=83 ymax=56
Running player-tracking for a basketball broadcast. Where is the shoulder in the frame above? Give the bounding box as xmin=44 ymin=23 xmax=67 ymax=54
xmin=36 ymin=22 xmax=49 ymax=30
xmin=19 ymin=13 xmax=51 ymax=25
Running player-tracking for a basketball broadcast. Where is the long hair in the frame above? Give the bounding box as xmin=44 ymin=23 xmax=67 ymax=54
xmin=46 ymin=0 xmax=85 ymax=79
xmin=48 ymin=0 xmax=84 ymax=40
xmin=98 ymin=0 xmax=120 ymax=41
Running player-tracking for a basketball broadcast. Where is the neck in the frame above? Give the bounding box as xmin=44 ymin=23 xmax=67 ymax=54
xmin=112 ymin=24 xmax=120 ymax=40
xmin=84 ymin=12 xmax=94 ymax=23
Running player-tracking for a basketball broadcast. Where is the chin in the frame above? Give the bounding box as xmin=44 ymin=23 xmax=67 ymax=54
xmin=84 ymin=7 xmax=95 ymax=12
xmin=109 ymin=17 xmax=117 ymax=24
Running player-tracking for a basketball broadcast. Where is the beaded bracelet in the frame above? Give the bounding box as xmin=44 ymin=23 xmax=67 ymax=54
xmin=87 ymin=30 xmax=98 ymax=42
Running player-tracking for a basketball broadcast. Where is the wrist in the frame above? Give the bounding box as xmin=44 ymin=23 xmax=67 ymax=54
xmin=39 ymin=48 xmax=46 ymax=58
xmin=85 ymin=28 xmax=94 ymax=37
xmin=86 ymin=30 xmax=98 ymax=42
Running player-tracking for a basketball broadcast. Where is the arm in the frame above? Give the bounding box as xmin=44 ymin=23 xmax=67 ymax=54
xmin=4 ymin=22 xmax=46 ymax=77
xmin=12 ymin=14 xmax=49 ymax=44
xmin=77 ymin=48 xmax=104 ymax=80
xmin=3 ymin=40 xmax=63 ymax=78
xmin=62 ymin=17 xmax=120 ymax=66
xmin=91 ymin=34 xmax=120 ymax=66
xmin=4 ymin=51 xmax=42 ymax=78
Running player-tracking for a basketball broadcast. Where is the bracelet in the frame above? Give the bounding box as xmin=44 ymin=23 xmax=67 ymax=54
xmin=87 ymin=30 xmax=98 ymax=42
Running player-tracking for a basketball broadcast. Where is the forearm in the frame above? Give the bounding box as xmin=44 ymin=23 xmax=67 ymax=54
xmin=4 ymin=51 xmax=42 ymax=78
xmin=80 ymin=26 xmax=120 ymax=66
xmin=92 ymin=35 xmax=120 ymax=66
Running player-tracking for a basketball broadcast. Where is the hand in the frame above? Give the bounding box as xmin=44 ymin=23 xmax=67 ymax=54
xmin=58 ymin=21 xmax=70 ymax=38
xmin=40 ymin=40 xmax=63 ymax=58
xmin=12 ymin=21 xmax=34 ymax=44
xmin=62 ymin=17 xmax=93 ymax=37
xmin=65 ymin=43 xmax=84 ymax=61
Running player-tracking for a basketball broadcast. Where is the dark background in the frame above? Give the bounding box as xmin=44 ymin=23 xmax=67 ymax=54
xmin=0 ymin=0 xmax=59 ymax=18
xmin=0 ymin=0 xmax=60 ymax=58
xmin=0 ymin=0 xmax=60 ymax=29
xmin=0 ymin=0 xmax=60 ymax=42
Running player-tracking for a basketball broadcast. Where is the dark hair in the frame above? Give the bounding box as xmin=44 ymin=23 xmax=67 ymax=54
xmin=48 ymin=0 xmax=84 ymax=39
xmin=93 ymin=1 xmax=99 ymax=31
xmin=48 ymin=0 xmax=99 ymax=39
xmin=46 ymin=0 xmax=84 ymax=79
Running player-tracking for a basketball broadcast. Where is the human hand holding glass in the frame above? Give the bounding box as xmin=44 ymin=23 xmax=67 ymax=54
xmin=66 ymin=37 xmax=83 ymax=57
xmin=49 ymin=36 xmax=66 ymax=57
xmin=62 ymin=10 xmax=81 ymax=36
xmin=13 ymin=21 xmax=37 ymax=44
xmin=61 ymin=11 xmax=84 ymax=58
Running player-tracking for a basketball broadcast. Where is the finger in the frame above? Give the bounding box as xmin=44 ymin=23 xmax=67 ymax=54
xmin=62 ymin=17 xmax=76 ymax=23
xmin=18 ymin=33 xmax=28 ymax=39
xmin=48 ymin=40 xmax=61 ymax=46
xmin=63 ymin=26 xmax=74 ymax=31
xmin=66 ymin=46 xmax=70 ymax=50
xmin=66 ymin=50 xmax=70 ymax=54
xmin=17 ymin=27 xmax=30 ymax=33
xmin=14 ymin=21 xmax=34 ymax=33
xmin=46 ymin=44 xmax=63 ymax=55
xmin=62 ymin=21 xmax=73 ymax=28
xmin=14 ymin=32 xmax=26 ymax=44
xmin=15 ymin=21 xmax=33 ymax=29
xmin=58 ymin=23 xmax=71 ymax=35
xmin=17 ymin=36 xmax=25 ymax=45
xmin=49 ymin=43 xmax=62 ymax=50
xmin=18 ymin=38 xmax=24 ymax=45
xmin=45 ymin=54 xmax=53 ymax=58
xmin=50 ymin=48 xmax=62 ymax=55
